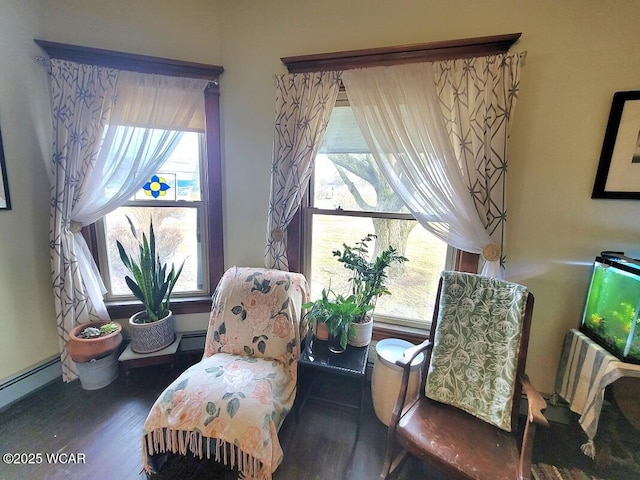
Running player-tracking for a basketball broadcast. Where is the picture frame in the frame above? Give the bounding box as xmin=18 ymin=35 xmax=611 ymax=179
xmin=0 ymin=128 xmax=11 ymax=210
xmin=592 ymin=90 xmax=640 ymax=199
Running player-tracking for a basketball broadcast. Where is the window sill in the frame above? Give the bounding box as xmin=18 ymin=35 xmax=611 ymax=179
xmin=107 ymin=300 xmax=428 ymax=345
xmin=106 ymin=295 xmax=212 ymax=320
xmin=372 ymin=322 xmax=429 ymax=344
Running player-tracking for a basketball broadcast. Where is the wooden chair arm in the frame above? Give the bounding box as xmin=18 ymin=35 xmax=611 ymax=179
xmin=519 ymin=373 xmax=549 ymax=427
xmin=387 ymin=339 xmax=432 ymax=429
xmin=395 ymin=338 xmax=432 ymax=369
xmin=382 ymin=337 xmax=433 ymax=479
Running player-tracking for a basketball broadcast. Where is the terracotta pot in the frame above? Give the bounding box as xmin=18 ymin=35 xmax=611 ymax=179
xmin=66 ymin=321 xmax=123 ymax=363
xmin=314 ymin=321 xmax=329 ymax=341
xmin=129 ymin=310 xmax=175 ymax=353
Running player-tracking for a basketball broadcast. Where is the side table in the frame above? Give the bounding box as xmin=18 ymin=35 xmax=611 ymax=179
xmin=296 ymin=339 xmax=370 ymax=440
xmin=554 ymin=329 xmax=640 ymax=458
xmin=118 ymin=333 xmax=183 ymax=380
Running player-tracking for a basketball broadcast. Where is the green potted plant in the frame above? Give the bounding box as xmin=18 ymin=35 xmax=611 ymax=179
xmin=117 ymin=216 xmax=184 ymax=353
xmin=332 ymin=234 xmax=408 ymax=347
xmin=66 ymin=321 xmax=122 ymax=390
xmin=303 ymin=288 xmax=372 ymax=354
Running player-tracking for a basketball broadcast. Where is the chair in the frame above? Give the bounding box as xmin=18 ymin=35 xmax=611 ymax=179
xmin=380 ymin=271 xmax=548 ymax=480
xmin=142 ymin=266 xmax=310 ymax=480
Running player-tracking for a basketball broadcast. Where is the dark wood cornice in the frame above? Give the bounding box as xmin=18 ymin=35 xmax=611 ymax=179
xmin=281 ymin=33 xmax=521 ymax=73
xmin=34 ymin=39 xmax=223 ymax=80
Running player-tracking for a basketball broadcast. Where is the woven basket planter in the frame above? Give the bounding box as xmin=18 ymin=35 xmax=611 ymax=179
xmin=129 ymin=310 xmax=175 ymax=354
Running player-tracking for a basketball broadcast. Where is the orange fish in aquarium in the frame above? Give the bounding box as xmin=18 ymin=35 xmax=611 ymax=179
xmin=580 ymin=252 xmax=640 ymax=363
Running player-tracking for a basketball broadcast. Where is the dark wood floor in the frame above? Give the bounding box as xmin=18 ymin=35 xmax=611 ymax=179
xmin=0 ymin=352 xmax=638 ymax=480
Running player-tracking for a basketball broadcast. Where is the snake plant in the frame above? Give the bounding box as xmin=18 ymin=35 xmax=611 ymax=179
xmin=116 ymin=216 xmax=184 ymax=323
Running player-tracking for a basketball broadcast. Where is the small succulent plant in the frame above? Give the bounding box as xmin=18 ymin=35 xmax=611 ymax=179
xmin=77 ymin=322 xmax=119 ymax=339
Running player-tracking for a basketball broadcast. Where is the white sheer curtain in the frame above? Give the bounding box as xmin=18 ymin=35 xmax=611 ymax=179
xmin=264 ymin=71 xmax=342 ymax=270
xmin=342 ymin=62 xmax=503 ymax=277
xmin=49 ymin=60 xmax=208 ymax=381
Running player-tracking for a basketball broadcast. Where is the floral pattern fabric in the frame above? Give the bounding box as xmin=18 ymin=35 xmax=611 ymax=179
xmin=143 ymin=267 xmax=310 ymax=479
xmin=425 ymin=271 xmax=529 ymax=432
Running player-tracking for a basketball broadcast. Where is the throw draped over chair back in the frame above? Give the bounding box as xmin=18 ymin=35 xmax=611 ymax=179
xmin=380 ymin=271 xmax=548 ymax=480
xmin=143 ymin=267 xmax=310 ymax=480
xmin=204 ymin=267 xmax=306 ymax=377
xmin=425 ymin=270 xmax=529 ymax=431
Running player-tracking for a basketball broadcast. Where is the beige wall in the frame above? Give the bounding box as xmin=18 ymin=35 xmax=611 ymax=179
xmin=2 ymin=0 xmax=639 ymax=393
xmin=218 ymin=0 xmax=640 ymax=394
xmin=0 ymin=0 xmax=57 ymax=379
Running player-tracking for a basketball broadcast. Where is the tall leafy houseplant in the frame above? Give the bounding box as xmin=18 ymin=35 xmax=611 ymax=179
xmin=332 ymin=233 xmax=408 ymax=323
xmin=117 ymin=217 xmax=184 ymax=353
xmin=117 ymin=217 xmax=184 ymax=323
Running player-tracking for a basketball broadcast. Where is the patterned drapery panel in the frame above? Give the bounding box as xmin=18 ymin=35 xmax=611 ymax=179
xmin=342 ymin=63 xmax=503 ymax=277
xmin=434 ymin=53 xmax=524 ymax=270
xmin=49 ymin=61 xmax=208 ymax=382
xmin=50 ymin=59 xmax=118 ymax=381
xmin=264 ymin=71 xmax=342 ymax=270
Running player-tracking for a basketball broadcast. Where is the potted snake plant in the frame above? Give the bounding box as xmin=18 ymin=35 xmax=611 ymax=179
xmin=117 ymin=216 xmax=184 ymax=353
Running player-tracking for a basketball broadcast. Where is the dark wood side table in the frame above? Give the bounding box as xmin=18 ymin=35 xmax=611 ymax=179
xmin=118 ymin=333 xmax=182 ymax=380
xmin=296 ymin=338 xmax=370 ymax=440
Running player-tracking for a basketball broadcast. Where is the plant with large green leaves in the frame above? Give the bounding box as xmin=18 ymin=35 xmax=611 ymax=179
xmin=332 ymin=233 xmax=408 ymax=322
xmin=303 ymin=287 xmax=373 ymax=350
xmin=116 ymin=217 xmax=184 ymax=323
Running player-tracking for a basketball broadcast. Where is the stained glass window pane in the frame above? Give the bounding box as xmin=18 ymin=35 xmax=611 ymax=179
xmin=134 ymin=173 xmax=176 ymax=201
xmin=132 ymin=131 xmax=201 ymax=202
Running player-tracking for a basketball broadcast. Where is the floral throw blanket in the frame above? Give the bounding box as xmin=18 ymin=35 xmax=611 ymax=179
xmin=143 ymin=267 xmax=310 ymax=480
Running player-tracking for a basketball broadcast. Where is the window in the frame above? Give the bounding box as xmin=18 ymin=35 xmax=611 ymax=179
xmin=34 ymin=40 xmax=226 ymax=316
xmin=97 ymin=130 xmax=209 ymax=299
xmin=284 ymin=36 xmax=511 ymax=333
xmin=304 ymin=97 xmax=454 ymax=330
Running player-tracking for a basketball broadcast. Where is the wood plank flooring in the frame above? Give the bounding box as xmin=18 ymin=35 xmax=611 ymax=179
xmin=0 ymin=352 xmax=637 ymax=480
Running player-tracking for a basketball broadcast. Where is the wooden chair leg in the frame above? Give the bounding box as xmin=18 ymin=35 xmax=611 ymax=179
xmin=379 ymin=435 xmax=395 ymax=480
xmin=380 ymin=447 xmax=408 ymax=480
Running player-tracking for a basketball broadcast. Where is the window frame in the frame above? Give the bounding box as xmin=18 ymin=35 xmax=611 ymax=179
xmin=96 ymin=131 xmax=209 ymax=301
xmin=281 ymin=34 xmax=520 ymax=339
xmin=35 ymin=39 xmax=225 ymax=317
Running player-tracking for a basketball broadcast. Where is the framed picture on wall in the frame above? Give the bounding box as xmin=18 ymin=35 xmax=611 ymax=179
xmin=0 ymin=128 xmax=11 ymax=210
xmin=592 ymin=90 xmax=640 ymax=199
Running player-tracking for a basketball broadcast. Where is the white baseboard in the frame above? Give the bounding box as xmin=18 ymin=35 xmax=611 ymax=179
xmin=0 ymin=356 xmax=62 ymax=411
xmin=0 ymin=331 xmax=208 ymax=412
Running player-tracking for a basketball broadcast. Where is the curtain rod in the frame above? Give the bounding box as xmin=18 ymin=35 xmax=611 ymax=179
xmin=34 ymin=39 xmax=224 ymax=81
xmin=281 ymin=33 xmax=522 ymax=73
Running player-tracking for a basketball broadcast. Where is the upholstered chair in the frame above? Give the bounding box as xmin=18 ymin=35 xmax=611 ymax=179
xmin=142 ymin=266 xmax=310 ymax=480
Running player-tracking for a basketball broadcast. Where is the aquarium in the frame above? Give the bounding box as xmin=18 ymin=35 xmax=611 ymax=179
xmin=580 ymin=252 xmax=640 ymax=363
